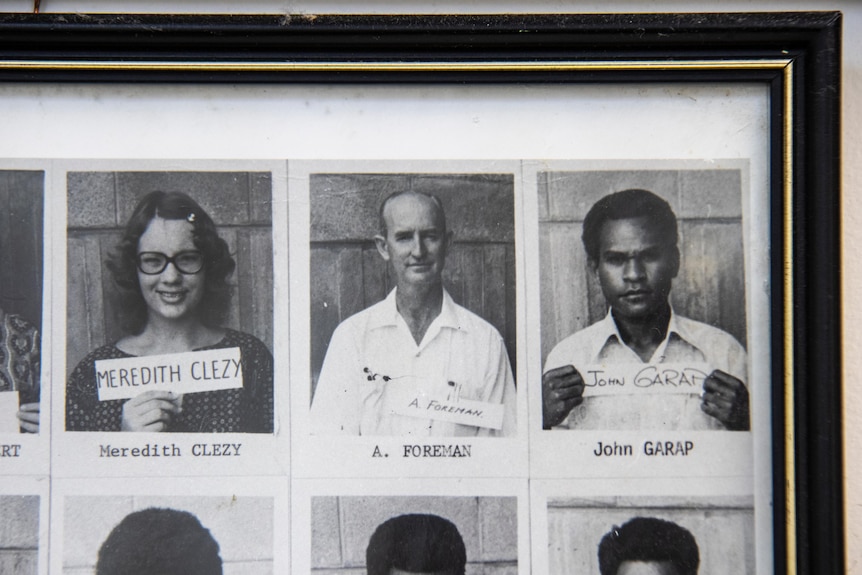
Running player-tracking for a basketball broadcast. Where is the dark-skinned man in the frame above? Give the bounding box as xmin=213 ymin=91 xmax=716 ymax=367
xmin=543 ymin=189 xmax=749 ymax=431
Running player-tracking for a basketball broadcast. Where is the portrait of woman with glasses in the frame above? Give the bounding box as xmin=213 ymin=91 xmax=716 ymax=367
xmin=66 ymin=190 xmax=274 ymax=433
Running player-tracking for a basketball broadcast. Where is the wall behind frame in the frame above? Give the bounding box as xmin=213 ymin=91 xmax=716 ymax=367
xmin=65 ymin=171 xmax=274 ymax=377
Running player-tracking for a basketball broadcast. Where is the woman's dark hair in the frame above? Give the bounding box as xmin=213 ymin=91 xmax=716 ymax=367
xmin=96 ymin=507 xmax=223 ymax=575
xmin=107 ymin=191 xmax=235 ymax=334
xmin=582 ymin=189 xmax=679 ymax=263
xmin=597 ymin=516 xmax=699 ymax=575
xmin=366 ymin=513 xmax=467 ymax=575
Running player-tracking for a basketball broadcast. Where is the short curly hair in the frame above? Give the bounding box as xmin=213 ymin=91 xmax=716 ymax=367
xmin=366 ymin=513 xmax=467 ymax=575
xmin=597 ymin=516 xmax=699 ymax=575
xmin=96 ymin=507 xmax=223 ymax=575
xmin=582 ymin=189 xmax=678 ymax=263
xmin=106 ymin=191 xmax=235 ymax=335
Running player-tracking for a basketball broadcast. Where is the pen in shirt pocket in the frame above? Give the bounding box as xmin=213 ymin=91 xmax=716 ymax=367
xmin=447 ymin=380 xmax=462 ymax=402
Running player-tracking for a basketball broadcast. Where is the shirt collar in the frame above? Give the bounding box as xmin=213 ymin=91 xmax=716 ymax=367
xmin=437 ymin=289 xmax=462 ymax=330
xmin=367 ymin=288 xmax=464 ymax=332
xmin=665 ymin=309 xmax=693 ymax=343
xmin=592 ymin=310 xmax=623 ymax=360
xmin=594 ymin=306 xmax=692 ymax=360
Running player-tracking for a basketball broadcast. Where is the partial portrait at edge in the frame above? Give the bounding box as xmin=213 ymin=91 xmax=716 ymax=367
xmin=0 ymin=171 xmax=43 ymax=435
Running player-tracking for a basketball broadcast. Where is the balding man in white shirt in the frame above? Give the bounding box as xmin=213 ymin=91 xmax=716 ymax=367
xmin=311 ymin=191 xmax=516 ymax=437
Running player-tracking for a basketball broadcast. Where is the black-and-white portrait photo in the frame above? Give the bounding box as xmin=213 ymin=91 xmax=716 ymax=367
xmin=63 ymin=495 xmax=273 ymax=574
xmin=308 ymin=173 xmax=517 ymax=437
xmin=311 ymin=496 xmax=517 ymax=574
xmin=0 ymin=171 xmax=43 ymax=435
xmin=540 ymin=170 xmax=749 ymax=431
xmin=65 ymin=171 xmax=274 ymax=433
xmin=547 ymin=496 xmax=754 ymax=575
xmin=0 ymin=495 xmax=39 ymax=574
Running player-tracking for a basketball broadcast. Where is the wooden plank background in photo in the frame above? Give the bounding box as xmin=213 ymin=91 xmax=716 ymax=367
xmin=538 ymin=169 xmax=746 ymax=365
xmin=66 ymin=171 xmax=273 ymax=377
xmin=0 ymin=171 xmax=44 ymax=330
xmin=309 ymin=173 xmax=516 ymax=393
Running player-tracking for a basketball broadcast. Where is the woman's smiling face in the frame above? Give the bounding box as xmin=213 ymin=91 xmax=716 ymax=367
xmin=136 ymin=217 xmax=206 ymax=324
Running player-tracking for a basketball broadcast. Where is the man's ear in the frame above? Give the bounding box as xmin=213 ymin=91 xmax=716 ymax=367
xmin=444 ymin=230 xmax=454 ymax=253
xmin=670 ymin=245 xmax=681 ymax=278
xmin=374 ymin=235 xmax=391 ymax=261
xmin=588 ymin=257 xmax=599 ymax=276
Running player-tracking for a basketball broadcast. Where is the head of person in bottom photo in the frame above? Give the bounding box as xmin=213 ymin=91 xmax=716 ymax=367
xmin=96 ymin=507 xmax=222 ymax=575
xmin=597 ymin=516 xmax=699 ymax=575
xmin=366 ymin=513 xmax=467 ymax=575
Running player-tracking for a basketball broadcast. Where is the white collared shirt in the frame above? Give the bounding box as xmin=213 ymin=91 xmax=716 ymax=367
xmin=544 ymin=309 xmax=747 ymax=430
xmin=311 ymin=289 xmax=516 ymax=436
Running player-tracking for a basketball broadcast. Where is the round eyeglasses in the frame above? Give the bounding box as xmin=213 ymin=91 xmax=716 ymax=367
xmin=136 ymin=251 xmax=204 ymax=275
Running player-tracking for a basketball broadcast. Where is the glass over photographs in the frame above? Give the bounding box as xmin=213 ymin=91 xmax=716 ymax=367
xmin=0 ymin=11 xmax=842 ymax=575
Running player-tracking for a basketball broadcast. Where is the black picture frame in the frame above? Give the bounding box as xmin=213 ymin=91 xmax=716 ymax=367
xmin=0 ymin=11 xmax=841 ymax=574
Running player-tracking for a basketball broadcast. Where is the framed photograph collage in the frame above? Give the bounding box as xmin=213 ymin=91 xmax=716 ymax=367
xmin=0 ymin=11 xmax=842 ymax=575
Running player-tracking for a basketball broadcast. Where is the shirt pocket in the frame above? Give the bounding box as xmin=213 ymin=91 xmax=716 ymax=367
xmin=443 ymin=352 xmax=484 ymax=402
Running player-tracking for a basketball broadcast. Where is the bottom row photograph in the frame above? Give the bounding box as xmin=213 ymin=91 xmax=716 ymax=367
xmin=0 ymin=487 xmax=756 ymax=574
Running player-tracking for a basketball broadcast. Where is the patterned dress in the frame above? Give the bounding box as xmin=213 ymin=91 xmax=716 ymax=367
xmin=0 ymin=309 xmax=40 ymax=404
xmin=65 ymin=329 xmax=273 ymax=433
